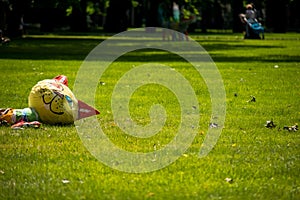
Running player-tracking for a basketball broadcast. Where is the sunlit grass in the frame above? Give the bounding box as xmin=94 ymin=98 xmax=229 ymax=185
xmin=0 ymin=31 xmax=299 ymax=199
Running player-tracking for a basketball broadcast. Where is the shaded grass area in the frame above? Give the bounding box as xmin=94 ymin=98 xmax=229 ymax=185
xmin=0 ymin=32 xmax=300 ymax=199
xmin=0 ymin=38 xmax=100 ymax=60
xmin=1 ymin=33 xmax=299 ymax=62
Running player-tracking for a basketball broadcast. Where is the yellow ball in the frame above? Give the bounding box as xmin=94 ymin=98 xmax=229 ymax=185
xmin=28 ymin=79 xmax=78 ymax=124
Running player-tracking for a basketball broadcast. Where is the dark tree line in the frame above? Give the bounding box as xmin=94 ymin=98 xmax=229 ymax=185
xmin=0 ymin=0 xmax=299 ymax=37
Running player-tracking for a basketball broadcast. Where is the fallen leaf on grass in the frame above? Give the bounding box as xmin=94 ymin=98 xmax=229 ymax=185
xmin=99 ymin=81 xmax=106 ymax=86
xmin=199 ymin=130 xmax=205 ymax=135
xmin=265 ymin=120 xmax=276 ymax=128
xmin=62 ymin=179 xmax=70 ymax=184
xmin=225 ymin=177 xmax=233 ymax=183
xmin=247 ymin=96 xmax=256 ymax=102
xmin=146 ymin=192 xmax=155 ymax=198
xmin=283 ymin=124 xmax=298 ymax=132
xmin=209 ymin=123 xmax=219 ymax=128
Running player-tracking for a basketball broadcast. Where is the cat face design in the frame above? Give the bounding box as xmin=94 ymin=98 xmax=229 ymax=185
xmin=29 ymin=79 xmax=78 ymax=124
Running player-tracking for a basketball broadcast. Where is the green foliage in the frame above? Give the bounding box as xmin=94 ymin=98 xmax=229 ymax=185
xmin=132 ymin=0 xmax=139 ymax=8
xmin=0 ymin=32 xmax=299 ymax=199
xmin=86 ymin=1 xmax=95 ymax=15
xmin=181 ymin=2 xmax=199 ymax=19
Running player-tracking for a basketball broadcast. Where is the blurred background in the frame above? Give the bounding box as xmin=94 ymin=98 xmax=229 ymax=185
xmin=0 ymin=0 xmax=299 ymax=37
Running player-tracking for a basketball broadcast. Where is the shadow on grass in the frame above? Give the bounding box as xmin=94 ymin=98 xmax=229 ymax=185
xmin=210 ymin=54 xmax=300 ymax=63
xmin=200 ymin=42 xmax=284 ymax=51
xmin=0 ymin=37 xmax=299 ymax=63
xmin=0 ymin=38 xmax=102 ymax=60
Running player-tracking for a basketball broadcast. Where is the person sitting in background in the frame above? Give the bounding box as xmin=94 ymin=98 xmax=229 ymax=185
xmin=245 ymin=4 xmax=257 ymax=23
xmin=239 ymin=4 xmax=259 ymax=38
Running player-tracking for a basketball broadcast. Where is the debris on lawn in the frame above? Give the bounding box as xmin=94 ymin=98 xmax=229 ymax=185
xmin=209 ymin=122 xmax=219 ymax=128
xmin=265 ymin=120 xmax=298 ymax=132
xmin=274 ymin=65 xmax=279 ymax=68
xmin=247 ymin=95 xmax=256 ymax=102
xmin=0 ymin=120 xmax=9 ymax=126
xmin=283 ymin=124 xmax=298 ymax=132
xmin=265 ymin=120 xmax=276 ymax=128
xmin=199 ymin=130 xmax=205 ymax=135
xmin=0 ymin=75 xmax=100 ymax=128
xmin=11 ymin=121 xmax=41 ymax=129
xmin=182 ymin=153 xmax=189 ymax=157
xmin=0 ymin=108 xmax=39 ymax=129
xmin=99 ymin=81 xmax=106 ymax=86
xmin=62 ymin=179 xmax=70 ymax=184
xmin=225 ymin=177 xmax=233 ymax=183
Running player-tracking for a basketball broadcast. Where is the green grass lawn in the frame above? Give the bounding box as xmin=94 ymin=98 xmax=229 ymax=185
xmin=0 ymin=31 xmax=300 ymax=199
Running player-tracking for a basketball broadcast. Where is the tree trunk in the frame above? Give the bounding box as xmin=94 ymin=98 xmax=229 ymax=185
xmin=71 ymin=0 xmax=88 ymax=32
xmin=0 ymin=1 xmax=8 ymax=32
xmin=231 ymin=0 xmax=244 ymax=33
xmin=266 ymin=0 xmax=288 ymax=33
xmin=104 ymin=0 xmax=132 ymax=32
